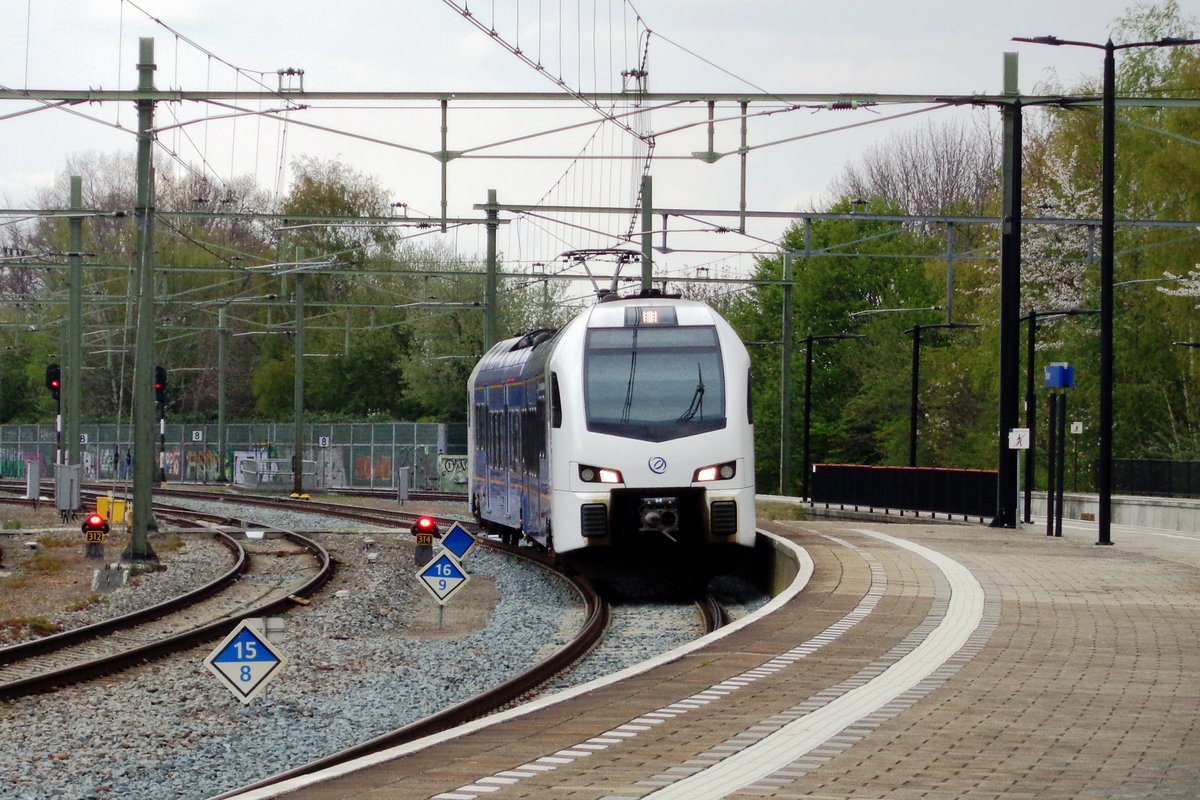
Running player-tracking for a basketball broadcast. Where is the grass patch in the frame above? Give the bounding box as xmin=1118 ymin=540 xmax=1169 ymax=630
xmin=26 ymin=552 xmax=64 ymax=573
xmin=757 ymin=501 xmax=807 ymax=521
xmin=36 ymin=533 xmax=78 ymax=548
xmin=0 ymin=616 xmax=63 ymax=637
xmin=66 ymin=593 xmax=105 ymax=612
xmin=2 ymin=520 xmax=19 ymax=530
xmin=1 ymin=574 xmax=29 ymax=590
xmin=128 ymin=561 xmax=165 ymax=578
xmin=153 ymin=533 xmax=184 ymax=553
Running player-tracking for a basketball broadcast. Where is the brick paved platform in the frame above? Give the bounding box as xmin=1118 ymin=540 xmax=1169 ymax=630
xmin=232 ymin=518 xmax=1200 ymax=800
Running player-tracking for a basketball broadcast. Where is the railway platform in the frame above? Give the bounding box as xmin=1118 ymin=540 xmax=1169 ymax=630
xmin=227 ymin=515 xmax=1200 ymax=800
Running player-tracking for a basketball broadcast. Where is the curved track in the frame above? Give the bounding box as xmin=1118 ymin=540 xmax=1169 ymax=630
xmin=211 ymin=535 xmax=610 ymax=800
xmin=0 ymin=511 xmax=333 ymax=700
xmin=5 ymin=482 xmax=728 ymax=797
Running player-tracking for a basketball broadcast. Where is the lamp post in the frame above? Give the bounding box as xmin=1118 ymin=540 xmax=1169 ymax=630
xmin=1021 ymin=308 xmax=1098 ymax=522
xmin=905 ymin=322 xmax=979 ymax=467
xmin=1013 ymin=34 xmax=1200 ymax=546
xmin=801 ymin=333 xmax=864 ymax=498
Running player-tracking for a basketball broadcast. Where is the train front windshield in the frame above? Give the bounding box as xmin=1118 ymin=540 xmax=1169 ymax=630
xmin=584 ymin=326 xmax=726 ymax=442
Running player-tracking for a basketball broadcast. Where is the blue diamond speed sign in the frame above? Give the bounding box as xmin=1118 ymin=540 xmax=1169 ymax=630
xmin=441 ymin=522 xmax=477 ymax=560
xmin=417 ymin=553 xmax=470 ymax=604
xmin=204 ymin=620 xmax=287 ymax=703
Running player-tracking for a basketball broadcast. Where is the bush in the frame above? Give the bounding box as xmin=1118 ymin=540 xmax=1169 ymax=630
xmin=27 ymin=552 xmax=63 ymax=573
xmin=0 ymin=616 xmax=63 ymax=637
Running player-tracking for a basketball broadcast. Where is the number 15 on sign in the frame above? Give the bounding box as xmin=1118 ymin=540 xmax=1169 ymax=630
xmin=203 ymin=620 xmax=287 ymax=704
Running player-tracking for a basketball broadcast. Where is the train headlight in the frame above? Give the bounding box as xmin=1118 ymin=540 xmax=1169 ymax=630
xmin=693 ymin=461 xmax=736 ymax=482
xmin=579 ymin=464 xmax=623 ymax=484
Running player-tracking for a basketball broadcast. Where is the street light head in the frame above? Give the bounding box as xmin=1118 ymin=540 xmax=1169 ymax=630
xmin=1013 ymin=35 xmax=1061 ymax=45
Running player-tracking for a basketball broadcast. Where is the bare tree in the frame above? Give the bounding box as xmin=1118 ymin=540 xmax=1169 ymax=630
xmin=829 ymin=117 xmax=1000 ymax=218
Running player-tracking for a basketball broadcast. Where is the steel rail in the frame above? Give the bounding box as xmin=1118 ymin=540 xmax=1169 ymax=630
xmin=696 ymin=592 xmax=729 ymax=634
xmin=0 ymin=520 xmax=333 ymax=700
xmin=212 ymin=540 xmax=607 ymax=800
xmin=0 ymin=525 xmax=246 ymax=667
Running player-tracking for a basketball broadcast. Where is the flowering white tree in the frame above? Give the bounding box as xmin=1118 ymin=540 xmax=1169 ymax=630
xmin=1157 ymin=266 xmax=1200 ymax=304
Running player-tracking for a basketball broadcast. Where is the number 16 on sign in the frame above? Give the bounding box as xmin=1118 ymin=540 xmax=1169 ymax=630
xmin=416 ymin=553 xmax=470 ymax=629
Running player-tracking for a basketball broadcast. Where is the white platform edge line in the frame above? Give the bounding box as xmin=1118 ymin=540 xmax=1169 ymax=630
xmin=640 ymin=526 xmax=986 ymax=800
xmin=219 ymin=528 xmax=814 ymax=800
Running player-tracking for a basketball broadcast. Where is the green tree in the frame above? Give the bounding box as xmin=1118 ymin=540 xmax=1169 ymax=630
xmin=726 ymin=198 xmax=947 ymax=491
xmin=1027 ymin=0 xmax=1200 ymax=465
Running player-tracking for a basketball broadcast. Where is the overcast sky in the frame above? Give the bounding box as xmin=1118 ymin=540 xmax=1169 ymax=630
xmin=0 ymin=0 xmax=1157 ymax=280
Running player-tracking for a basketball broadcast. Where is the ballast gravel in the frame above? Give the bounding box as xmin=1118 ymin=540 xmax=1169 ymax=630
xmin=0 ymin=500 xmax=767 ymax=800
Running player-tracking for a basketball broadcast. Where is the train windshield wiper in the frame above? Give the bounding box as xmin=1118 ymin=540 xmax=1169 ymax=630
xmin=620 ymin=328 xmax=638 ymax=423
xmin=678 ymin=363 xmax=705 ymax=422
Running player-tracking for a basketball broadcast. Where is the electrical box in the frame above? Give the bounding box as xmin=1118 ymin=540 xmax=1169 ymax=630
xmin=1044 ymin=362 xmax=1075 ymax=389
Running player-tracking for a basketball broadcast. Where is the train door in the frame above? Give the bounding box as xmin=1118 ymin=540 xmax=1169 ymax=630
xmin=471 ymin=391 xmax=487 ymax=516
xmin=485 ymin=384 xmax=505 ymax=521
xmin=529 ymin=378 xmax=550 ymax=541
xmin=506 ymin=382 xmax=523 ymax=527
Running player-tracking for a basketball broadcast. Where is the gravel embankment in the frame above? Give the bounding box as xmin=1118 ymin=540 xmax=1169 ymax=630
xmin=0 ymin=499 xmax=767 ymax=800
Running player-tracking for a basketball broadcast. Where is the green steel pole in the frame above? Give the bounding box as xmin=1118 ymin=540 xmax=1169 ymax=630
xmin=739 ymin=100 xmax=748 ymax=233
xmin=1097 ymin=41 xmax=1115 ymax=546
xmin=779 ymin=251 xmax=793 ymax=494
xmin=641 ymin=175 xmax=653 ymax=292
xmin=441 ymin=100 xmax=450 ymax=232
xmin=127 ymin=38 xmax=157 ymax=560
xmin=217 ymin=304 xmax=228 ymax=482
xmin=910 ymin=324 xmax=921 ymax=468
xmin=66 ymin=176 xmax=82 ymax=474
xmin=994 ymin=51 xmax=1022 ymax=528
xmin=484 ymin=191 xmax=498 ymax=350
xmin=293 ymin=250 xmax=305 ymax=495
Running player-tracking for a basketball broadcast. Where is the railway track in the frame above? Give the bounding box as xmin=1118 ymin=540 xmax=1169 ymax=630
xmin=0 ymin=514 xmax=333 ymax=700
xmin=5 ymin=480 xmax=733 ymax=798
xmin=210 ymin=533 xmax=612 ymax=799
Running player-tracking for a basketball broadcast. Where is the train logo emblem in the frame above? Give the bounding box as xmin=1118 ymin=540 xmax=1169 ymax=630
xmin=648 ymin=456 xmax=667 ymax=474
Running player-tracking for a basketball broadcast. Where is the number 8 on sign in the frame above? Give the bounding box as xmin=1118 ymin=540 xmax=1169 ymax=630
xmin=203 ymin=620 xmax=288 ymax=704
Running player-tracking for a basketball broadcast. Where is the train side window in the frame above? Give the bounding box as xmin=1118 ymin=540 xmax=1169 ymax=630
xmin=512 ymin=409 xmax=521 ymax=470
xmin=491 ymin=410 xmax=501 ymax=462
xmin=539 ymin=411 xmax=548 ymax=460
xmin=747 ymin=368 xmax=754 ymax=424
xmin=550 ymin=373 xmax=562 ymax=429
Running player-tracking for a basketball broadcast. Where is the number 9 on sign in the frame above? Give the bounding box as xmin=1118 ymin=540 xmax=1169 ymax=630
xmin=417 ymin=553 xmax=469 ymax=604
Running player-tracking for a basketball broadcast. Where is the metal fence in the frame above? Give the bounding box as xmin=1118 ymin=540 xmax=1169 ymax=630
xmin=0 ymin=422 xmax=468 ymax=491
xmin=810 ymin=463 xmax=998 ymax=520
xmin=1113 ymin=459 xmax=1200 ymax=497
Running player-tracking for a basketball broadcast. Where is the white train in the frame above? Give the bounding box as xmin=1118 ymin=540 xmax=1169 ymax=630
xmin=467 ymin=293 xmax=756 ymax=576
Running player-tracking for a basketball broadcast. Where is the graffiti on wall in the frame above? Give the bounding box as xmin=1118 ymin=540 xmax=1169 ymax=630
xmin=181 ymin=449 xmax=220 ymax=482
xmin=316 ymin=448 xmax=348 ymax=488
xmin=233 ymin=449 xmax=271 ymax=484
xmin=438 ymin=455 xmax=468 ymax=492
xmin=354 ymin=454 xmax=394 ymax=482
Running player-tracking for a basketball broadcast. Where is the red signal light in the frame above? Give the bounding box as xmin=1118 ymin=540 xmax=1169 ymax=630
xmin=86 ymin=514 xmax=105 ymax=527
xmin=417 ymin=516 xmax=435 ymax=530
